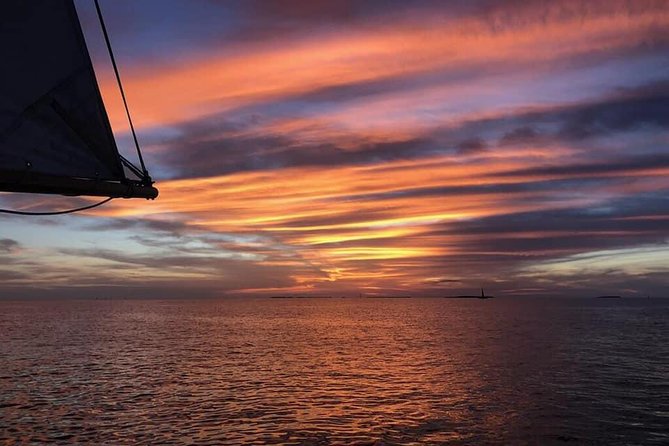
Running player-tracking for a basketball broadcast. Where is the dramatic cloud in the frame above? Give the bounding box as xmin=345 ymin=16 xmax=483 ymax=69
xmin=1 ymin=0 xmax=667 ymax=298
xmin=150 ymin=82 xmax=669 ymax=178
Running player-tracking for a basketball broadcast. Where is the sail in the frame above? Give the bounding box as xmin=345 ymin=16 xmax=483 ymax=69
xmin=0 ymin=0 xmax=157 ymax=199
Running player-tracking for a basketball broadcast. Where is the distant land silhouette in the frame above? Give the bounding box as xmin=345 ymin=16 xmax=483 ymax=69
xmin=444 ymin=288 xmax=495 ymax=299
xmin=595 ymin=295 xmax=622 ymax=299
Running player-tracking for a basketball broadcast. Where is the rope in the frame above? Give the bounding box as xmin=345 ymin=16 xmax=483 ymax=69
xmin=93 ymin=0 xmax=149 ymax=180
xmin=0 ymin=197 xmax=113 ymax=216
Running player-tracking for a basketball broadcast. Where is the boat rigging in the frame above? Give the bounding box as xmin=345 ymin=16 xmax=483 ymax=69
xmin=0 ymin=0 xmax=158 ymax=214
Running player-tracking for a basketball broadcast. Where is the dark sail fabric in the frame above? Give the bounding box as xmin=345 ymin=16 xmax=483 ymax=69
xmin=0 ymin=0 xmax=124 ymax=181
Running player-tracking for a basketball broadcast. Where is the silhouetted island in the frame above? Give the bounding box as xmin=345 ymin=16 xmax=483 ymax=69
xmin=444 ymin=295 xmax=496 ymax=299
xmin=595 ymin=295 xmax=621 ymax=299
xmin=444 ymin=288 xmax=495 ymax=299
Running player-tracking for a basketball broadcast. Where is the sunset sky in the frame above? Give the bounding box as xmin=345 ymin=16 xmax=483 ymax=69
xmin=1 ymin=0 xmax=668 ymax=298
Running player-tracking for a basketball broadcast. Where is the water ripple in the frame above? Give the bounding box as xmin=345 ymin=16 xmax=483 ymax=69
xmin=1 ymin=298 xmax=668 ymax=445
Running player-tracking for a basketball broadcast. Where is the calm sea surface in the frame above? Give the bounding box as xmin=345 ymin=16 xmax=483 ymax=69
xmin=1 ymin=297 xmax=668 ymax=445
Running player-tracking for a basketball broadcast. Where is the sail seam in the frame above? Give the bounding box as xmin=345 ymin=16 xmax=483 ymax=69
xmin=0 ymin=66 xmax=88 ymax=144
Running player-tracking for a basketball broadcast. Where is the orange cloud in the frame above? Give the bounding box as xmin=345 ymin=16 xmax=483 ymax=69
xmin=54 ymin=0 xmax=669 ymax=297
xmin=83 ymin=148 xmax=668 ymax=294
xmin=98 ymin=2 xmax=669 ymax=133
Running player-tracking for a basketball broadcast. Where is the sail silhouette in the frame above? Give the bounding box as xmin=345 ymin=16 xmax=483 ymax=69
xmin=0 ymin=0 xmax=157 ymax=199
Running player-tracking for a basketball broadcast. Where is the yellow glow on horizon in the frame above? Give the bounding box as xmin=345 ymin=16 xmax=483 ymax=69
xmin=327 ymin=247 xmax=443 ymax=261
xmin=298 ymin=228 xmax=421 ymax=245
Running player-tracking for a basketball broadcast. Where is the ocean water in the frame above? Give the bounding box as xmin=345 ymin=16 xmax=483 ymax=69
xmin=1 ymin=297 xmax=668 ymax=445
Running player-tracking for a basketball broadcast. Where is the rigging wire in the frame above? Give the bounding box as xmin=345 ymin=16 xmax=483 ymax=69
xmin=93 ymin=0 xmax=150 ymax=182
xmin=0 ymin=197 xmax=114 ymax=216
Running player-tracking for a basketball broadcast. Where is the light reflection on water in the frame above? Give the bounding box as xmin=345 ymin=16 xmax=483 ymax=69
xmin=1 ymin=297 xmax=668 ymax=445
